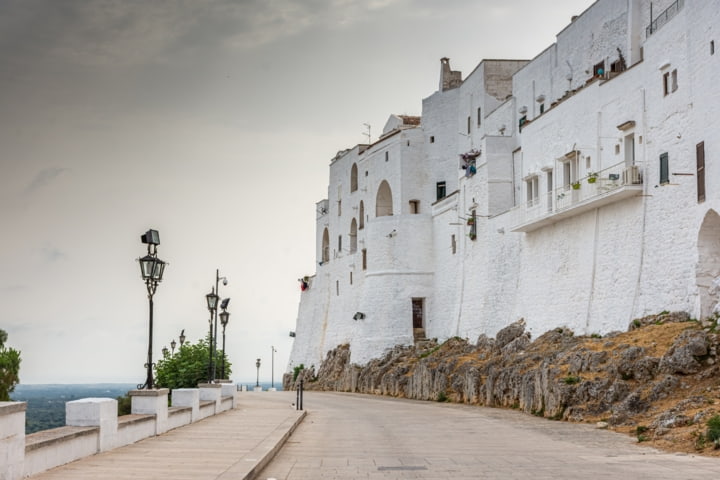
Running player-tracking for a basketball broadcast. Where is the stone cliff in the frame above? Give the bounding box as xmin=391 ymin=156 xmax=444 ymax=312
xmin=284 ymin=312 xmax=720 ymax=455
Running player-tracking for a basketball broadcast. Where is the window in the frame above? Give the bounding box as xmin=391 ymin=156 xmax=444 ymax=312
xmin=519 ymin=115 xmax=527 ymax=129
xmin=436 ymin=181 xmax=446 ymax=201
xmin=338 ymin=235 xmax=342 ymax=252
xmin=349 ymin=218 xmax=358 ymax=253
xmin=430 ymin=136 xmax=435 ymax=143
xmin=362 ymin=249 xmax=367 ymax=270
xmin=712 ymin=41 xmax=715 ymax=55
xmin=477 ymin=107 xmax=482 ymax=126
xmin=336 ymin=280 xmax=339 ymax=296
xmin=539 ymin=103 xmax=545 ymax=114
xmin=593 ymin=61 xmax=605 ymax=77
xmin=385 ymin=151 xmax=389 ymax=162
xmin=469 ymin=209 xmax=477 ymax=240
xmin=660 ymin=152 xmax=669 ymax=185
xmin=409 ymin=200 xmax=420 ymax=214
xmin=561 ymin=153 xmax=579 ymax=187
xmin=467 ymin=116 xmax=471 ymax=134
xmin=350 ymin=163 xmax=358 ymax=192
xmin=546 ymin=170 xmax=553 ymax=212
xmin=350 ymin=272 xmax=353 ymax=285
xmin=525 ymin=176 xmax=539 ymax=206
xmin=338 ymin=199 xmax=341 ymax=216
xmin=697 ymin=142 xmax=706 ymax=203
xmin=321 ymin=228 xmax=330 ymax=264
xmin=624 ymin=134 xmax=635 ymax=166
xmin=358 ymin=201 xmax=365 ymax=229
xmin=671 ymin=69 xmax=678 ymax=92
xmin=451 ymin=234 xmax=456 ymax=254
xmin=663 ymin=71 xmax=670 ymax=96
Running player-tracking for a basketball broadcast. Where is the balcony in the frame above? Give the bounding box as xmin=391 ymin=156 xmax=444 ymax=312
xmin=510 ymin=162 xmax=643 ymax=233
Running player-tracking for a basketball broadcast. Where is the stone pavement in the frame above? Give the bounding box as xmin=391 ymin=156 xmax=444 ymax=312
xmin=29 ymin=392 xmax=305 ymax=480
xmin=259 ymin=392 xmax=720 ymax=480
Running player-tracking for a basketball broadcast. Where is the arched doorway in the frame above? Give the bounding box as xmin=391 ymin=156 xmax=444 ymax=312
xmin=697 ymin=210 xmax=720 ymax=318
xmin=376 ymin=180 xmax=393 ymax=217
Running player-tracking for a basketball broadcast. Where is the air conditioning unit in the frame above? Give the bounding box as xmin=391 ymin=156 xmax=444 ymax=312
xmin=622 ymin=165 xmax=642 ymax=185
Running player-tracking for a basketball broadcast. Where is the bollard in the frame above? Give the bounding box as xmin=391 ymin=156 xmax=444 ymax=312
xmin=296 ymin=379 xmax=304 ymax=411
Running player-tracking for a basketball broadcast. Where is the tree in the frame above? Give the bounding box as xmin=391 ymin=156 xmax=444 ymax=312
xmin=0 ymin=329 xmax=21 ymax=401
xmin=154 ymin=335 xmax=231 ymax=390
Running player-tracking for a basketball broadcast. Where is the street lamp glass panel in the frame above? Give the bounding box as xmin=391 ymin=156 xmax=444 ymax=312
xmin=171 ymin=339 xmax=176 ymax=350
xmin=206 ymin=290 xmax=219 ymax=311
xmin=139 ymin=255 xmax=157 ymax=280
xmin=220 ymin=310 xmax=230 ymax=327
xmin=151 ymin=258 xmax=166 ymax=281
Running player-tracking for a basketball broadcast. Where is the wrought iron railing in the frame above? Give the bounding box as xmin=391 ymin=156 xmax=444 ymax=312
xmin=646 ymin=0 xmax=684 ymax=37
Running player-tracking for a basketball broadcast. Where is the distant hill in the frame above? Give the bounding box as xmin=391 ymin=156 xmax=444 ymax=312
xmin=12 ymin=384 xmax=136 ymax=434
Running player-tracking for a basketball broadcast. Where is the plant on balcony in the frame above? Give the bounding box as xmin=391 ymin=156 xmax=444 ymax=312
xmin=466 ymin=217 xmax=475 ymax=226
xmin=459 ymin=149 xmax=481 ymax=178
xmin=587 ymin=172 xmax=598 ymax=184
xmin=468 ymin=232 xmax=477 ymax=240
xmin=571 ymin=181 xmax=581 ymax=190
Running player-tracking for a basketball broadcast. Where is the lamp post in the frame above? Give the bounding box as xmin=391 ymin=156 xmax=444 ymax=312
xmin=162 ymin=346 xmax=168 ymax=357
xmin=137 ymin=229 xmax=167 ymax=390
xmin=205 ymin=269 xmax=228 ymax=382
xmin=205 ymin=287 xmax=218 ymax=382
xmin=170 ymin=339 xmax=176 ymax=355
xmin=255 ymin=358 xmax=261 ymax=388
xmin=271 ymin=346 xmax=277 ymax=389
xmin=219 ymin=306 xmax=230 ymax=379
xmin=179 ymin=329 xmax=186 ymax=347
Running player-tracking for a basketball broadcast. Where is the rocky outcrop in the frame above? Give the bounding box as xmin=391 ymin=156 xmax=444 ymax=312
xmin=284 ymin=313 xmax=720 ymax=439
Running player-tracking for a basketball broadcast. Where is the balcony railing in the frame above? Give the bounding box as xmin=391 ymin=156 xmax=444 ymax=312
xmin=511 ymin=162 xmax=643 ymax=232
xmin=646 ymin=0 xmax=684 ymax=37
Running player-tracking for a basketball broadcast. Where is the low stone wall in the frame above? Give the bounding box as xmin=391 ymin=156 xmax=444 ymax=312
xmin=0 ymin=384 xmax=239 ymax=480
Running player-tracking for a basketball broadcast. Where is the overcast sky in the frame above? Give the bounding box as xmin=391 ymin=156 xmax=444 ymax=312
xmin=0 ymin=0 xmax=595 ymax=385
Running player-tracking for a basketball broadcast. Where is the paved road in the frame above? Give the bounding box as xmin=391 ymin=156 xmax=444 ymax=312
xmin=259 ymin=392 xmax=720 ymax=479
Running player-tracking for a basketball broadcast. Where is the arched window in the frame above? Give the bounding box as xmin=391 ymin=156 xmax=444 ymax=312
xmin=697 ymin=210 xmax=720 ymax=318
xmin=376 ymin=180 xmax=393 ymax=217
xmin=321 ymin=228 xmax=330 ymax=264
xmin=350 ymin=218 xmax=358 ymax=253
xmin=350 ymin=163 xmax=358 ymax=192
xmin=359 ymin=201 xmax=365 ymax=229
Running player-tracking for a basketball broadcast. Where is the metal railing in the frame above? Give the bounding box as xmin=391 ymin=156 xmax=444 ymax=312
xmin=646 ymin=0 xmax=684 ymax=37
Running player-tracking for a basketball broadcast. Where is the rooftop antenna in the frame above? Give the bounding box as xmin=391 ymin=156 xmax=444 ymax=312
xmin=362 ymin=123 xmax=371 ymax=144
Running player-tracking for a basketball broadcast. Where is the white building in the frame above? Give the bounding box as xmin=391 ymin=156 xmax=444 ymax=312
xmin=288 ymin=0 xmax=720 ymax=371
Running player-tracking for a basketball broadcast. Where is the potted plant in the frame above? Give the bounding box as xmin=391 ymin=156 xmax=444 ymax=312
xmin=571 ymin=181 xmax=581 ymax=190
xmin=466 ymin=217 xmax=475 ymax=226
xmin=469 ymin=232 xmax=477 ymax=240
xmin=587 ymin=172 xmax=598 ymax=184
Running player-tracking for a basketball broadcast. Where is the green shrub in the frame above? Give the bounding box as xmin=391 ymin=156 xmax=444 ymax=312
xmin=706 ymin=415 xmax=720 ymax=448
xmin=293 ymin=364 xmax=305 ymax=381
xmin=436 ymin=391 xmax=448 ymax=402
xmin=563 ymin=375 xmax=581 ymax=385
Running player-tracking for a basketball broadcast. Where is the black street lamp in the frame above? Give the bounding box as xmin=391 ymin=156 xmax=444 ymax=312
xmin=170 ymin=339 xmax=176 ymax=355
xmin=162 ymin=346 xmax=168 ymax=357
xmin=220 ymin=307 xmax=230 ymax=379
xmin=137 ymin=229 xmax=167 ymax=390
xmin=271 ymin=346 xmax=277 ymax=389
xmin=179 ymin=329 xmax=186 ymax=347
xmin=256 ymin=358 xmax=261 ymax=388
xmin=205 ymin=269 xmax=228 ymax=382
xmin=205 ymin=287 xmax=218 ymax=382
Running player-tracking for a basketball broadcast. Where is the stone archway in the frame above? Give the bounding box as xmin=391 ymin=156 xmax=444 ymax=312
xmin=376 ymin=180 xmax=393 ymax=217
xmin=697 ymin=210 xmax=720 ymax=318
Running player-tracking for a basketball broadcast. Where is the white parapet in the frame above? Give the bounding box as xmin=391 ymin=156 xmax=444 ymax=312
xmin=129 ymin=389 xmax=169 ymax=435
xmin=198 ymin=383 xmax=222 ymax=415
xmin=66 ymin=398 xmax=118 ymax=452
xmin=0 ymin=401 xmax=26 ymax=480
xmin=171 ymin=388 xmax=200 ymax=422
xmin=220 ymin=384 xmax=237 ymax=409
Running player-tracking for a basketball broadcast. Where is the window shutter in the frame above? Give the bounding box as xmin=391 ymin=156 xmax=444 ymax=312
xmin=660 ymin=152 xmax=669 ymax=185
xmin=697 ymin=142 xmax=706 ymax=202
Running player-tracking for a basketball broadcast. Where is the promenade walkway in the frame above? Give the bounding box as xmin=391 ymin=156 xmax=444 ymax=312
xmin=260 ymin=392 xmax=720 ymax=479
xmin=29 ymin=392 xmax=304 ymax=480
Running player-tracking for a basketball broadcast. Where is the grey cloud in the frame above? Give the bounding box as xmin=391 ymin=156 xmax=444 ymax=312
xmin=25 ymin=167 xmax=68 ymax=193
